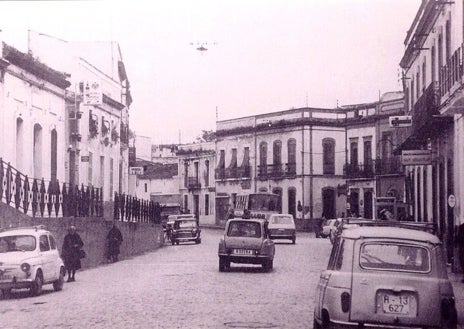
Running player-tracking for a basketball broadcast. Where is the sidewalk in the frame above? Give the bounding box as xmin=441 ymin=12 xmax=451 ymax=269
xmin=448 ymin=270 xmax=464 ymax=328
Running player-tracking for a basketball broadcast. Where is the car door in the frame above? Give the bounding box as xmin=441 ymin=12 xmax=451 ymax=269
xmin=38 ymin=234 xmax=55 ymax=282
xmin=350 ymin=240 xmax=440 ymax=327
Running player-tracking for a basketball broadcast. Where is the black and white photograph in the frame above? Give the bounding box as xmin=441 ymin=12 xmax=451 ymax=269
xmin=0 ymin=0 xmax=463 ymax=328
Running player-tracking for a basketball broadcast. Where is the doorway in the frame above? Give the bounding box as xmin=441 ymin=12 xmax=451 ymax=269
xmin=322 ymin=188 xmax=336 ymax=219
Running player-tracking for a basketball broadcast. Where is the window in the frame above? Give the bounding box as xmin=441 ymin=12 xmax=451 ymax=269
xmin=431 ymin=45 xmax=436 ymax=82
xmin=49 ymin=235 xmax=56 ymax=250
xmin=50 ymin=129 xmax=57 ymax=182
xmin=259 ymin=142 xmax=268 ymax=176
xmin=350 ymin=141 xmax=358 ymax=165
xmin=205 ymin=160 xmax=210 ymax=186
xmin=229 ymin=149 xmax=237 ymax=169
xmin=184 ymin=162 xmax=188 ymax=187
xmin=184 ymin=195 xmax=188 ymax=212
xmin=287 ymin=139 xmax=296 ymax=174
xmin=411 ymin=77 xmax=415 ymax=106
xmin=438 ymin=33 xmax=443 ymax=69
xmin=416 ymin=70 xmax=420 ymax=99
xmin=273 ymin=140 xmax=282 ymax=165
xmin=218 ymin=150 xmax=225 ymax=169
xmin=144 ymin=183 xmax=148 ymax=193
xmin=422 ymin=59 xmax=426 ymax=92
xmin=360 ymin=243 xmax=430 ymax=273
xmin=227 ymin=221 xmax=261 ymax=238
xmin=39 ymin=235 xmax=50 ymax=252
xmin=322 ymin=138 xmax=335 ymax=175
xmin=364 ymin=139 xmax=372 ymax=168
xmin=88 ymin=152 xmax=93 ymax=186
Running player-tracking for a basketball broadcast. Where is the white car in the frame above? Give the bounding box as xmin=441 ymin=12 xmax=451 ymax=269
xmin=268 ymin=214 xmax=296 ymax=244
xmin=321 ymin=219 xmax=341 ymax=239
xmin=0 ymin=225 xmax=65 ymax=297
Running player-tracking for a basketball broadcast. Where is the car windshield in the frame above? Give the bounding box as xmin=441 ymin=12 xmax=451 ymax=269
xmin=227 ymin=221 xmax=261 ymax=238
xmin=0 ymin=235 xmax=36 ymax=253
xmin=360 ymin=243 xmax=430 ymax=272
xmin=270 ymin=216 xmax=293 ymax=224
xmin=174 ymin=220 xmax=197 ymax=229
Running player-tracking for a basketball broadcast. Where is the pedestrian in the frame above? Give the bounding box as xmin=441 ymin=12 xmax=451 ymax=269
xmin=61 ymin=225 xmax=84 ymax=282
xmin=107 ymin=221 xmax=123 ymax=263
xmin=242 ymin=209 xmax=251 ymax=219
xmin=457 ymin=222 xmax=464 ymax=283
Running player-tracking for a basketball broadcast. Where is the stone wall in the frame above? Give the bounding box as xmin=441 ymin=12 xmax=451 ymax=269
xmin=0 ymin=203 xmax=164 ymax=269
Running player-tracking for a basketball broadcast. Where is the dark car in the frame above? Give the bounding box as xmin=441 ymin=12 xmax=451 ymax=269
xmin=170 ymin=216 xmax=201 ymax=245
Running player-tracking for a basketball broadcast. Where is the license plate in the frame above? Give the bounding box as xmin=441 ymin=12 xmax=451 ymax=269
xmin=383 ymin=294 xmax=410 ymax=314
xmin=233 ymin=249 xmax=253 ymax=255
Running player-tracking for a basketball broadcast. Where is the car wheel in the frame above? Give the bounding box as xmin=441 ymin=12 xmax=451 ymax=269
xmin=30 ymin=271 xmax=43 ymax=296
xmin=292 ymin=238 xmax=296 ymax=244
xmin=313 ymin=318 xmax=322 ymax=329
xmin=219 ymin=257 xmax=230 ymax=272
xmin=53 ymin=267 xmax=65 ymax=291
xmin=171 ymin=240 xmax=175 ymax=245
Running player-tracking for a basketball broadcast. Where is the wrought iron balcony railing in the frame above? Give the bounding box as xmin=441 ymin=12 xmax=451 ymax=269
xmin=412 ymin=81 xmax=439 ymax=134
xmin=187 ymin=177 xmax=201 ymax=189
xmin=343 ymin=162 xmax=374 ymax=179
xmin=440 ymin=45 xmax=463 ymax=98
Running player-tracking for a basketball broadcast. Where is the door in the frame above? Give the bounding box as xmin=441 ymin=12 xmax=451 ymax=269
xmin=364 ymin=190 xmax=373 ymax=219
xmin=193 ymin=195 xmax=200 ymax=220
xmin=322 ymin=188 xmax=336 ymax=218
xmin=288 ymin=188 xmax=296 ymax=219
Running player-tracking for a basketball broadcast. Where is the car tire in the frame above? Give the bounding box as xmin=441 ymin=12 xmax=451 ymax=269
xmin=292 ymin=238 xmax=296 ymax=244
xmin=219 ymin=257 xmax=230 ymax=272
xmin=262 ymin=259 xmax=273 ymax=272
xmin=30 ymin=271 xmax=43 ymax=297
xmin=53 ymin=267 xmax=65 ymax=291
xmin=171 ymin=240 xmax=175 ymax=245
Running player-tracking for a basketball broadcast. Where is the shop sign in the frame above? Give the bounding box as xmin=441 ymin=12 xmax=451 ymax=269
xmin=81 ymin=155 xmax=90 ymax=162
xmin=401 ymin=150 xmax=431 ymax=165
xmin=129 ymin=167 xmax=144 ymax=175
xmin=83 ymin=80 xmax=102 ymax=106
xmin=389 ymin=115 xmax=412 ymax=127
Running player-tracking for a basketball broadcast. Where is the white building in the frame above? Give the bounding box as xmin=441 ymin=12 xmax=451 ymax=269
xmin=399 ymin=0 xmax=463 ymax=269
xmin=177 ymin=142 xmax=216 ymax=225
xmin=0 ymin=40 xmax=70 ymax=183
xmin=27 ymin=31 xmax=132 ymax=201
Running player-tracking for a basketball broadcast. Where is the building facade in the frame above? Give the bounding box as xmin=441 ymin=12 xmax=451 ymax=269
xmin=399 ymin=0 xmax=464 ymax=269
xmin=27 ymin=31 xmax=132 ymax=202
xmin=0 ymin=41 xmax=70 ymax=182
xmin=177 ymin=142 xmax=216 ymax=225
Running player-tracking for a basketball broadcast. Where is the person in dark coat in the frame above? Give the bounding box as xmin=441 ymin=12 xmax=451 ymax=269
xmin=107 ymin=222 xmax=123 ymax=263
xmin=62 ymin=226 xmax=84 ymax=282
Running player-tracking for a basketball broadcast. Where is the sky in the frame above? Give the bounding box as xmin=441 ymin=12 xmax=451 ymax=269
xmin=0 ymin=0 xmax=422 ymax=144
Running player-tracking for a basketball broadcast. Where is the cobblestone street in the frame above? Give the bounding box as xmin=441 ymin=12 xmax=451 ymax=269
xmin=0 ymin=229 xmax=331 ymax=329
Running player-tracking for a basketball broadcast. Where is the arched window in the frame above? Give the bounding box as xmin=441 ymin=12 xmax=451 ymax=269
xmin=16 ymin=118 xmax=24 ymax=171
xmin=259 ymin=142 xmax=267 ymax=177
xmin=322 ymin=138 xmax=335 ymax=175
xmin=33 ymin=123 xmax=43 ymax=179
xmin=273 ymin=140 xmax=282 ymax=165
xmin=287 ymin=139 xmax=296 ymax=175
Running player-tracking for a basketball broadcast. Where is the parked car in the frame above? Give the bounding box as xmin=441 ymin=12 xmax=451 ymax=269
xmin=169 ymin=215 xmax=201 ymax=245
xmin=0 ymin=225 xmax=65 ymax=298
xmin=268 ymin=213 xmax=296 ymax=244
xmin=313 ymin=221 xmax=457 ymax=329
xmin=218 ymin=218 xmax=275 ymax=272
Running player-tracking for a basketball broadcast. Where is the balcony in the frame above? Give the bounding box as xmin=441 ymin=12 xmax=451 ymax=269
xmin=215 ymin=166 xmax=251 ymax=180
xmin=187 ymin=177 xmax=201 ymax=190
xmin=412 ymin=81 xmax=439 ymax=135
xmin=375 ymin=157 xmax=403 ymax=175
xmin=440 ymin=46 xmax=463 ymax=98
xmin=343 ymin=162 xmax=374 ymax=179
xmin=258 ymin=163 xmax=296 ymax=180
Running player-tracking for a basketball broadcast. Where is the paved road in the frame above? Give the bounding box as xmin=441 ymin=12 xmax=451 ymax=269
xmin=1 ymin=229 xmax=331 ymax=329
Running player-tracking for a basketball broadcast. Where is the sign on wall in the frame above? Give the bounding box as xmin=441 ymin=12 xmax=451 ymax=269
xmin=389 ymin=115 xmax=412 ymax=128
xmin=83 ymin=81 xmax=103 ymax=106
xmin=130 ymin=167 xmax=144 ymax=175
xmin=401 ymin=150 xmax=431 ymax=166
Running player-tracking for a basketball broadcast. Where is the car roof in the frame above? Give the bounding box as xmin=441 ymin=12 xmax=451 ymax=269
xmin=0 ymin=225 xmax=49 ymax=236
xmin=341 ymin=226 xmax=441 ymax=244
xmin=168 ymin=214 xmax=195 ymax=219
xmin=269 ymin=214 xmax=293 ymax=218
xmin=227 ymin=218 xmax=267 ymax=224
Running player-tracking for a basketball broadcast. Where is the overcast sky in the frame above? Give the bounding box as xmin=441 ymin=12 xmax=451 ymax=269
xmin=1 ymin=0 xmax=421 ymax=144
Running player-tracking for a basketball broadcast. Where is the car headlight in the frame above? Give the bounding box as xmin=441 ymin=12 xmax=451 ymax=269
xmin=21 ymin=262 xmax=31 ymax=274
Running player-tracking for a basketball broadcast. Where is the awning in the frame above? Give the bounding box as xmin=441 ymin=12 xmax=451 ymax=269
xmin=394 ymin=115 xmax=453 ymax=155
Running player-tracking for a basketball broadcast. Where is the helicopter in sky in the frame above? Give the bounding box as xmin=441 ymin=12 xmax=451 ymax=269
xmin=190 ymin=42 xmax=217 ymax=53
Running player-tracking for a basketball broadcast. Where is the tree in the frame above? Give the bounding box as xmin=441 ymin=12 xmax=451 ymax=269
xmin=196 ymin=130 xmax=216 ymax=142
